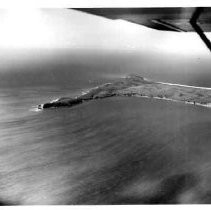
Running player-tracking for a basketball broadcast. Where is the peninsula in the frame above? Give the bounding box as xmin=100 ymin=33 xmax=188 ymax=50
xmin=38 ymin=74 xmax=211 ymax=109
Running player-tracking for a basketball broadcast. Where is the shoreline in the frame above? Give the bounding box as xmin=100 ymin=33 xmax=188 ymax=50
xmin=158 ymin=81 xmax=211 ymax=90
xmin=38 ymin=74 xmax=211 ymax=110
xmin=135 ymin=95 xmax=211 ymax=108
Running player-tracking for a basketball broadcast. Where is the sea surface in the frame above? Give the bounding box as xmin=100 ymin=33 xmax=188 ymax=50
xmin=0 ymin=50 xmax=211 ymax=204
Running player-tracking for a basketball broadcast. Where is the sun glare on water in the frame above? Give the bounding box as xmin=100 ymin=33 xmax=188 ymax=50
xmin=0 ymin=8 xmax=51 ymax=48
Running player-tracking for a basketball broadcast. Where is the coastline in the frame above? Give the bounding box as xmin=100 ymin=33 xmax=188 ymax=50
xmin=158 ymin=81 xmax=211 ymax=90
xmin=38 ymin=74 xmax=211 ymax=109
xmin=136 ymin=95 xmax=211 ymax=108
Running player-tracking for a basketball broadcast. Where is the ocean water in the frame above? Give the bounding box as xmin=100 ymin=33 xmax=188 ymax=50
xmin=0 ymin=50 xmax=211 ymax=204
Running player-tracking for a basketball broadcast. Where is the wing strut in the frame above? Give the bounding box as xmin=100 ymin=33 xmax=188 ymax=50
xmin=190 ymin=7 xmax=211 ymax=52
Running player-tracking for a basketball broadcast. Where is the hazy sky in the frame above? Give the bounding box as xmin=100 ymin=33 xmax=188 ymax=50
xmin=0 ymin=8 xmax=210 ymax=58
xmin=0 ymin=8 xmax=211 ymax=87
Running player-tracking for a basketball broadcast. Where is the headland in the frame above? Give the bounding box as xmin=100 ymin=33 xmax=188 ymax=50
xmin=38 ymin=74 xmax=211 ymax=109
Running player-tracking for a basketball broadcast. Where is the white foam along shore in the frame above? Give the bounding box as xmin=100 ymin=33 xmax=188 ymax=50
xmin=158 ymin=81 xmax=211 ymax=90
xmin=135 ymin=95 xmax=211 ymax=108
xmin=136 ymin=77 xmax=211 ymax=108
xmin=157 ymin=82 xmax=211 ymax=108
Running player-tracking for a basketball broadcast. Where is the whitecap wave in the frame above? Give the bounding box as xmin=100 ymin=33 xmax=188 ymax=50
xmin=30 ymin=106 xmax=42 ymax=112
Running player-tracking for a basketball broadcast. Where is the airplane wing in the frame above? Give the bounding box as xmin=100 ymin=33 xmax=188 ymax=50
xmin=72 ymin=7 xmax=211 ymax=51
xmin=73 ymin=7 xmax=211 ymax=32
